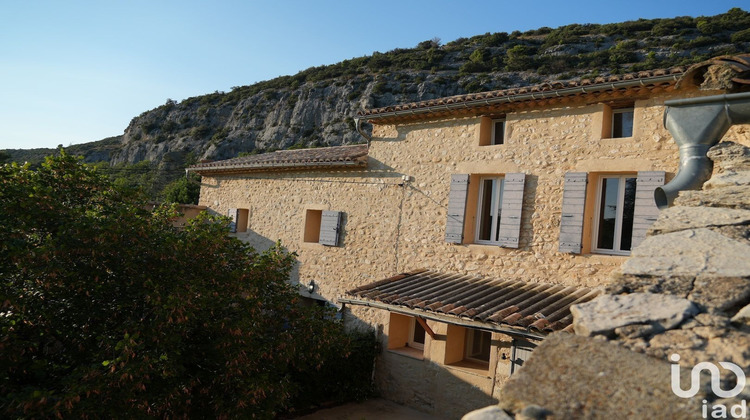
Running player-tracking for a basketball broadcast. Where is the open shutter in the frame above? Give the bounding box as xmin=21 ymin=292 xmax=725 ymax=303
xmin=631 ymin=171 xmax=665 ymax=248
xmin=445 ymin=174 xmax=470 ymax=244
xmin=227 ymin=208 xmax=239 ymax=233
xmin=319 ymin=210 xmax=342 ymax=247
xmin=559 ymin=172 xmax=588 ymax=253
xmin=497 ymin=173 xmax=526 ymax=248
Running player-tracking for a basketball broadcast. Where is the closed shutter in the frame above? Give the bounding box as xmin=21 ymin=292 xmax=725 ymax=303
xmin=319 ymin=210 xmax=342 ymax=247
xmin=227 ymin=208 xmax=239 ymax=233
xmin=631 ymin=171 xmax=665 ymax=248
xmin=445 ymin=174 xmax=470 ymax=244
xmin=497 ymin=173 xmax=526 ymax=248
xmin=510 ymin=339 xmax=537 ymax=375
xmin=559 ymin=172 xmax=588 ymax=253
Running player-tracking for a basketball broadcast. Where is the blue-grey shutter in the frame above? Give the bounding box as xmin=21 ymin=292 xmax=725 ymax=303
xmin=227 ymin=208 xmax=239 ymax=233
xmin=497 ymin=173 xmax=526 ymax=248
xmin=445 ymin=174 xmax=470 ymax=244
xmin=319 ymin=210 xmax=342 ymax=247
xmin=631 ymin=171 xmax=665 ymax=248
xmin=559 ymin=172 xmax=588 ymax=253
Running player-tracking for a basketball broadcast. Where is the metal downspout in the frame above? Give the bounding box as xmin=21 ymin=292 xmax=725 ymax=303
xmin=655 ymin=92 xmax=750 ymax=209
xmin=354 ymin=117 xmax=372 ymax=146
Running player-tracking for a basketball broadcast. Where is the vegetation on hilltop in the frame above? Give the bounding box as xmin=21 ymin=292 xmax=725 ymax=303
xmin=3 ymin=8 xmax=749 ymax=202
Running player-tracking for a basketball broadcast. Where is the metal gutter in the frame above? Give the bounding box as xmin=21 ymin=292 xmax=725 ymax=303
xmin=360 ymin=73 xmax=683 ymax=122
xmin=186 ymin=159 xmax=366 ymax=175
xmin=655 ymin=91 xmax=750 ymax=208
xmin=339 ymin=297 xmax=545 ymax=340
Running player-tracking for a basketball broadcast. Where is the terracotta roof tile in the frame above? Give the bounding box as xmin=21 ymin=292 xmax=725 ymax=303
xmin=359 ymin=66 xmax=687 ymax=121
xmin=345 ymin=269 xmax=600 ymax=334
xmin=187 ymin=143 xmax=368 ymax=174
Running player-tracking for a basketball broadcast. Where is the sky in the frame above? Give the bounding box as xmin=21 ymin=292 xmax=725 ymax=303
xmin=1 ymin=0 xmax=746 ymax=150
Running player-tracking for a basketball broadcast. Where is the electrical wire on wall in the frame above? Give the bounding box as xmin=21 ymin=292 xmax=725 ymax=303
xmin=393 ymin=176 xmax=409 ymax=273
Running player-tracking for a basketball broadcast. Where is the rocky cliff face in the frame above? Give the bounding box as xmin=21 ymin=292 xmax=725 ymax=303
xmin=106 ymin=8 xmax=749 ymax=168
xmin=109 ymin=71 xmax=474 ymax=167
xmin=8 ymin=8 xmax=745 ymax=170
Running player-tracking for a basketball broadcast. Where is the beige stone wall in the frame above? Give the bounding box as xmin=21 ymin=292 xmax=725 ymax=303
xmin=197 ymin=89 xmax=750 ymax=417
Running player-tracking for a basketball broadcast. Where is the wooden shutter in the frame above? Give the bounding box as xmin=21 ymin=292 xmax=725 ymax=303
xmin=227 ymin=208 xmax=239 ymax=233
xmin=559 ymin=172 xmax=588 ymax=253
xmin=445 ymin=174 xmax=470 ymax=244
xmin=319 ymin=210 xmax=342 ymax=247
xmin=497 ymin=173 xmax=526 ymax=248
xmin=631 ymin=171 xmax=665 ymax=248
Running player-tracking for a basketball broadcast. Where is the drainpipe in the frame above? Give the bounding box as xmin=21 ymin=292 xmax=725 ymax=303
xmin=354 ymin=117 xmax=372 ymax=147
xmin=654 ymin=92 xmax=750 ymax=209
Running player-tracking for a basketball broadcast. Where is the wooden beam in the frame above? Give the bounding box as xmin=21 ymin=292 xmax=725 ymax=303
xmin=416 ymin=317 xmax=436 ymax=339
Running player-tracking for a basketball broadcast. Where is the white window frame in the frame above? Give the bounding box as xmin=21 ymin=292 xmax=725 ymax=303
xmin=591 ymin=174 xmax=636 ymax=256
xmin=611 ymin=107 xmax=634 ymax=138
xmin=474 ymin=176 xmax=504 ymax=245
xmin=491 ymin=118 xmax=506 ymax=145
xmin=408 ymin=317 xmax=425 ymax=350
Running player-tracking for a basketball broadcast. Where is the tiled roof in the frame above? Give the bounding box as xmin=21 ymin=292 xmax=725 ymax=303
xmin=343 ymin=269 xmax=600 ymax=334
xmin=187 ymin=144 xmax=368 ymax=175
xmin=679 ymin=54 xmax=750 ymax=88
xmin=358 ymin=66 xmax=686 ymax=122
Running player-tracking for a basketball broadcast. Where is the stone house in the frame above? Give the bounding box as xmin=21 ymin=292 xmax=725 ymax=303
xmin=188 ymin=55 xmax=750 ymax=418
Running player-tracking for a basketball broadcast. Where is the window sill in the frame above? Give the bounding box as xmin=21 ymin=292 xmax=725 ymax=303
xmin=464 ymin=243 xmax=512 ymax=256
xmin=387 ymin=346 xmax=424 ymax=360
xmin=445 ymin=360 xmax=491 ymax=378
xmin=578 ymin=253 xmax=630 ymax=262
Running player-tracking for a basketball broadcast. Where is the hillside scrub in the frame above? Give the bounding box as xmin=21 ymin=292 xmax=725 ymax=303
xmin=0 ymin=152 xmax=374 ymax=418
xmin=4 ymin=8 xmax=750 ymax=200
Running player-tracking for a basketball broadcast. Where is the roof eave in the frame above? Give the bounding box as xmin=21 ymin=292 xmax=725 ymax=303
xmin=360 ymin=73 xmax=683 ymax=124
xmin=187 ymin=159 xmax=367 ymax=176
xmin=339 ymin=296 xmax=546 ymax=340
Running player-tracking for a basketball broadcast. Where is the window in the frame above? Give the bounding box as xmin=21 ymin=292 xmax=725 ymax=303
xmin=409 ymin=318 xmax=426 ymax=350
xmin=445 ymin=173 xmax=525 ymax=248
xmin=387 ymin=313 xmax=426 ymax=358
xmin=475 ymin=177 xmax=505 ymax=245
xmin=611 ymin=108 xmax=634 ymax=138
xmin=479 ymin=116 xmax=507 ymax=146
xmin=303 ymin=209 xmax=343 ymax=246
xmin=303 ymin=209 xmax=323 ymax=243
xmin=445 ymin=325 xmax=492 ymax=372
xmin=593 ymin=175 xmax=636 ymax=255
xmin=465 ymin=329 xmax=491 ymax=363
xmin=491 ymin=119 xmax=505 ymax=145
xmin=227 ymin=208 xmax=249 ymax=233
xmin=559 ymin=171 xmax=665 ymax=254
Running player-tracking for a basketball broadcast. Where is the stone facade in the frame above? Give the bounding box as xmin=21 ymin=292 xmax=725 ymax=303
xmin=196 ymin=82 xmax=750 ymax=417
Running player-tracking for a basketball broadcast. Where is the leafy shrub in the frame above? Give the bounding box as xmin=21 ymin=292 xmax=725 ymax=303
xmin=505 ymin=44 xmax=537 ymax=71
xmin=731 ymin=28 xmax=750 ymax=43
xmin=162 ymin=174 xmax=201 ymax=204
xmin=0 ymin=153 xmax=373 ymax=418
xmin=191 ymin=125 xmax=211 ymax=138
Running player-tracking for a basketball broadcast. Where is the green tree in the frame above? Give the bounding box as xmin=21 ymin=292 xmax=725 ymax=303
xmin=161 ymin=174 xmax=201 ymax=204
xmin=0 ymin=152 xmax=371 ymax=418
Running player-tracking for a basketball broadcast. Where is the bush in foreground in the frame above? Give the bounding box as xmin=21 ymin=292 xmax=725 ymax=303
xmin=0 ymin=152 xmax=373 ymax=418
